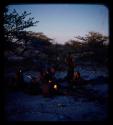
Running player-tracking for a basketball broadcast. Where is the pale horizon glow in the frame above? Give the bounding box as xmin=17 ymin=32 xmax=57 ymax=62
xmin=8 ymin=4 xmax=109 ymax=44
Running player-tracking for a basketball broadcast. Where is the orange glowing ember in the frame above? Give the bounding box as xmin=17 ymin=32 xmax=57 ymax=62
xmin=54 ymin=84 xmax=57 ymax=89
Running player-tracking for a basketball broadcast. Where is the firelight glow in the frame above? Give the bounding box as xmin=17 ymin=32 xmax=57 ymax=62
xmin=49 ymin=80 xmax=52 ymax=83
xmin=54 ymin=84 xmax=57 ymax=89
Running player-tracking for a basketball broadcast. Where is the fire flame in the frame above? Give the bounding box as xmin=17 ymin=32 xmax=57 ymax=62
xmin=54 ymin=84 xmax=57 ymax=90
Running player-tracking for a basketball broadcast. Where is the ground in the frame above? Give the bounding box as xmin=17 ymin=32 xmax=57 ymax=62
xmin=4 ymin=65 xmax=108 ymax=121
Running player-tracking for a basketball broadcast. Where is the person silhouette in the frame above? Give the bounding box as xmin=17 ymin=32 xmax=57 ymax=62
xmin=65 ymin=52 xmax=75 ymax=88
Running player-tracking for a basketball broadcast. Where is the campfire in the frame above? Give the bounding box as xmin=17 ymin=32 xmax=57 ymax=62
xmin=53 ymin=84 xmax=58 ymax=90
xmin=47 ymin=79 xmax=59 ymax=94
xmin=48 ymin=80 xmax=58 ymax=88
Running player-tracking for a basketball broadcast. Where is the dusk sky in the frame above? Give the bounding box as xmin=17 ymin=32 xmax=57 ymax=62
xmin=8 ymin=4 xmax=109 ymax=44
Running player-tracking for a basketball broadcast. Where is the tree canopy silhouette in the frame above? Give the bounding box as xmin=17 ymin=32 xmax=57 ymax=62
xmin=75 ymin=31 xmax=108 ymax=48
xmin=65 ymin=40 xmax=83 ymax=48
xmin=4 ymin=6 xmax=39 ymax=50
xmin=75 ymin=32 xmax=108 ymax=63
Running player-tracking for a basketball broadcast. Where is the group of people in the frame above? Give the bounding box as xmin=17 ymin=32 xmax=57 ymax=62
xmin=40 ymin=66 xmax=60 ymax=96
xmin=14 ymin=52 xmax=81 ymax=95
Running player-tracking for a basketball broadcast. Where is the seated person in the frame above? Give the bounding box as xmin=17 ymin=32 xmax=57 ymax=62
xmin=41 ymin=67 xmax=60 ymax=96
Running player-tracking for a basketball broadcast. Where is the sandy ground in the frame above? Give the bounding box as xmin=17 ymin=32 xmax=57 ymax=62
xmin=4 ymin=65 xmax=108 ymax=121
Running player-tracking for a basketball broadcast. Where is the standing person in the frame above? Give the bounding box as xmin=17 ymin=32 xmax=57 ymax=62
xmin=41 ymin=69 xmax=51 ymax=97
xmin=15 ymin=67 xmax=24 ymax=90
xmin=65 ymin=52 xmax=75 ymax=89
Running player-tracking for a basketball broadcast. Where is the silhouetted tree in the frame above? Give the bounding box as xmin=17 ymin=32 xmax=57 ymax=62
xmin=4 ymin=6 xmax=39 ymax=51
xmin=75 ymin=32 xmax=108 ymax=49
xmin=75 ymin=32 xmax=108 ymax=63
xmin=65 ymin=40 xmax=83 ymax=48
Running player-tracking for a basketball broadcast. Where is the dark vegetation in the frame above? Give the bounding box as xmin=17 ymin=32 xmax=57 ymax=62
xmin=4 ymin=7 xmax=108 ymax=93
xmin=3 ymin=6 xmax=109 ymax=122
